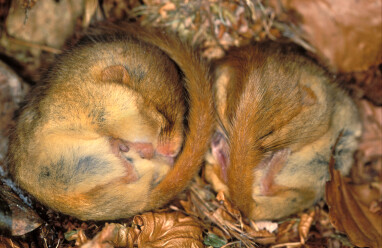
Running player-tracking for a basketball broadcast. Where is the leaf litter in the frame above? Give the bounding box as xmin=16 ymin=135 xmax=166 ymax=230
xmin=0 ymin=0 xmax=381 ymax=247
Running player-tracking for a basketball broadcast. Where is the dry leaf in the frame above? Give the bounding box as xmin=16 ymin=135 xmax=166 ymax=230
xmin=80 ymin=223 xmax=135 ymax=248
xmin=0 ymin=235 xmax=30 ymax=248
xmin=66 ymin=229 xmax=89 ymax=246
xmin=6 ymin=0 xmax=84 ymax=54
xmin=326 ymin=153 xmax=382 ymax=247
xmin=216 ymin=191 xmax=241 ymax=221
xmin=0 ymin=182 xmax=42 ymax=236
xmin=76 ymin=212 xmax=203 ymax=248
xmin=83 ymin=0 xmax=99 ymax=28
xmin=179 ymin=198 xmax=195 ymax=216
xmin=133 ymin=212 xmax=204 ymax=248
xmin=159 ymin=2 xmax=176 ymax=18
xmin=276 ymin=219 xmax=299 ymax=244
xmin=298 ymin=210 xmax=315 ymax=244
xmin=271 ymin=0 xmax=382 ymax=73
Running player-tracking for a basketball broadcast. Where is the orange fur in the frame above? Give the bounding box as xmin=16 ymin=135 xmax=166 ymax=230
xmin=8 ymin=25 xmax=214 ymax=220
xmin=109 ymin=24 xmax=216 ymax=211
xmin=206 ymin=43 xmax=361 ymax=220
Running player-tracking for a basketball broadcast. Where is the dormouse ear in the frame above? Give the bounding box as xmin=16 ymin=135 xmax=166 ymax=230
xmin=259 ymin=148 xmax=291 ymax=196
xmin=301 ymin=85 xmax=317 ymax=106
xmin=259 ymin=148 xmax=290 ymax=170
xmin=100 ymin=65 xmax=130 ymax=84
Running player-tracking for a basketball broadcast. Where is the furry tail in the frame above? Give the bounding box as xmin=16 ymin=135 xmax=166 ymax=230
xmin=101 ymin=23 xmax=215 ymax=210
xmin=220 ymin=46 xmax=304 ymax=215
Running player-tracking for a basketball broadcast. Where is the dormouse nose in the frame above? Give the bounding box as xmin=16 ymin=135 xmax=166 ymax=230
xmin=156 ymin=142 xmax=180 ymax=166
xmin=129 ymin=142 xmax=155 ymax=159
xmin=156 ymin=142 xmax=179 ymax=158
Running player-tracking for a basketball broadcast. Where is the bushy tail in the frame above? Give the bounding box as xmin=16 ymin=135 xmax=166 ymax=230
xmin=222 ymin=51 xmax=304 ymax=215
xmin=100 ymin=22 xmax=215 ymax=210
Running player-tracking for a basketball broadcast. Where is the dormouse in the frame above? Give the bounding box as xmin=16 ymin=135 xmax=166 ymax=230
xmin=8 ymin=25 xmax=214 ymax=220
xmin=205 ymin=43 xmax=362 ymax=220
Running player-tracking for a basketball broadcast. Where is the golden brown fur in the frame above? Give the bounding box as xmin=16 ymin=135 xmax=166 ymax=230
xmin=8 ymin=25 xmax=214 ymax=220
xmin=205 ymin=43 xmax=361 ymax=220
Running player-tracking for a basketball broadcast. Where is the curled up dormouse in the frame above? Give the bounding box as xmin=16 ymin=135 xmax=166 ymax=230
xmin=205 ymin=43 xmax=362 ymax=220
xmin=8 ymin=24 xmax=214 ymax=220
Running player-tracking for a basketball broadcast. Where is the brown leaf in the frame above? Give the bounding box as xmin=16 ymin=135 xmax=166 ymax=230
xmin=271 ymin=0 xmax=382 ymax=73
xmin=133 ymin=212 xmax=204 ymax=248
xmin=83 ymin=0 xmax=99 ymax=28
xmin=66 ymin=229 xmax=89 ymax=246
xmin=6 ymin=0 xmax=84 ymax=54
xmin=326 ymin=152 xmax=382 ymax=247
xmin=0 ymin=182 xmax=43 ymax=236
xmin=0 ymin=235 xmax=30 ymax=248
xmin=276 ymin=219 xmax=299 ymax=244
xmin=80 ymin=223 xmax=136 ymax=248
xmin=216 ymin=191 xmax=241 ymax=221
xmin=159 ymin=2 xmax=176 ymax=19
xmin=179 ymin=198 xmax=195 ymax=216
xmin=298 ymin=210 xmax=315 ymax=244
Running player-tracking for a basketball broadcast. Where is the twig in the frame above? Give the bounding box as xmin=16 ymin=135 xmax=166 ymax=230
xmin=55 ymin=239 xmax=61 ymax=248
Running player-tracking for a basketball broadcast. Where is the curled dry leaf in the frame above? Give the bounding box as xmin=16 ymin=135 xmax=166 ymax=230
xmin=270 ymin=0 xmax=382 ymax=73
xmin=275 ymin=219 xmax=299 ymax=244
xmin=0 ymin=182 xmax=43 ymax=236
xmin=83 ymin=0 xmax=99 ymax=28
xmin=133 ymin=212 xmax=204 ymax=248
xmin=77 ymin=212 xmax=204 ymax=248
xmin=0 ymin=235 xmax=30 ymax=248
xmin=216 ymin=191 xmax=241 ymax=222
xmin=298 ymin=210 xmax=315 ymax=244
xmin=326 ymin=153 xmax=382 ymax=247
xmin=66 ymin=229 xmax=89 ymax=246
xmin=80 ymin=223 xmax=135 ymax=248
